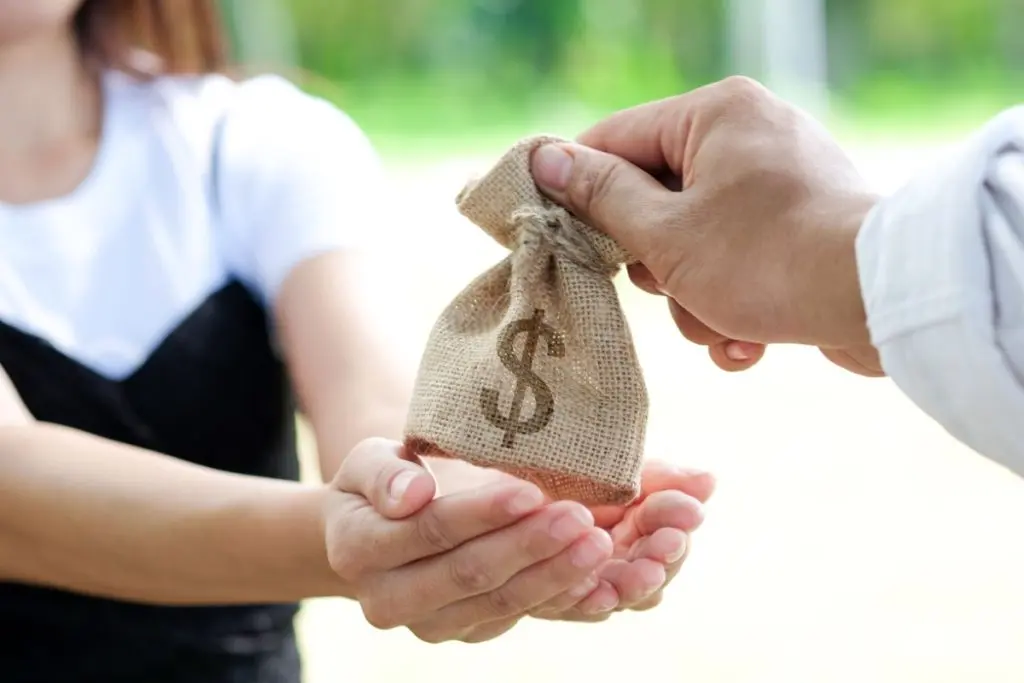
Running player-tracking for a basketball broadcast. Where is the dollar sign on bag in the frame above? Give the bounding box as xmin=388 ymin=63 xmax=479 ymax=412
xmin=481 ymin=308 xmax=565 ymax=448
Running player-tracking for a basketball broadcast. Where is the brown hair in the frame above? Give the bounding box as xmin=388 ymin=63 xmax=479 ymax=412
xmin=74 ymin=0 xmax=229 ymax=76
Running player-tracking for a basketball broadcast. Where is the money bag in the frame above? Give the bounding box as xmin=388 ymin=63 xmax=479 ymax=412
xmin=404 ymin=135 xmax=648 ymax=505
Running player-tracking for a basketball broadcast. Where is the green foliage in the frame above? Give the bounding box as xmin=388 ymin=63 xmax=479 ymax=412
xmin=246 ymin=0 xmax=1021 ymax=142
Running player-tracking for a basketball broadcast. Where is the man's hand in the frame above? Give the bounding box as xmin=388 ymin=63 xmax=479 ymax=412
xmin=530 ymin=76 xmax=884 ymax=377
xmin=322 ymin=439 xmax=614 ymax=644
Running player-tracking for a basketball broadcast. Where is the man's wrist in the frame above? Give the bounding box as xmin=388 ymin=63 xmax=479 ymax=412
xmin=795 ymin=194 xmax=879 ymax=349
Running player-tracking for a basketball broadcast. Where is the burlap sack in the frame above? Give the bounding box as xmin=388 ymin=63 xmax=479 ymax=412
xmin=404 ymin=136 xmax=648 ymax=505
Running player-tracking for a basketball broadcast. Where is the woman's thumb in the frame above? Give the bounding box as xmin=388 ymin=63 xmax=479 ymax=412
xmin=333 ymin=438 xmax=436 ymax=519
xmin=531 ymin=142 xmax=673 ymax=260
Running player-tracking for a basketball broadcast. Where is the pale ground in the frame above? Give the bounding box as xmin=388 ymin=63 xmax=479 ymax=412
xmin=296 ymin=136 xmax=1024 ymax=683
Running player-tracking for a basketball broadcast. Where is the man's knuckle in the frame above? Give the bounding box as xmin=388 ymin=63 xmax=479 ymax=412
xmin=590 ymin=162 xmax=622 ymax=211
xmin=721 ymin=75 xmax=764 ymax=98
xmin=712 ymin=76 xmax=771 ymax=119
xmin=449 ymin=554 xmax=494 ymax=592
xmin=566 ymin=158 xmax=615 ymax=214
xmin=416 ymin=508 xmax=456 ymax=552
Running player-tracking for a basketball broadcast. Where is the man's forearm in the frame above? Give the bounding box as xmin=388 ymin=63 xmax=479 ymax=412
xmin=0 ymin=423 xmax=351 ymax=604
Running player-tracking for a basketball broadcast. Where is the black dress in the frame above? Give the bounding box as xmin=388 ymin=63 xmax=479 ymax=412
xmin=0 ymin=280 xmax=304 ymax=683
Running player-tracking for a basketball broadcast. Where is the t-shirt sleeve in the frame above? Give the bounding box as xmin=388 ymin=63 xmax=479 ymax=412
xmin=212 ymin=75 xmax=386 ymax=304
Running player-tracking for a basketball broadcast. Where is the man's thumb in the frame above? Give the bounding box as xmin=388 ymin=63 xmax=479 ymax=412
xmin=530 ymin=142 xmax=671 ymax=259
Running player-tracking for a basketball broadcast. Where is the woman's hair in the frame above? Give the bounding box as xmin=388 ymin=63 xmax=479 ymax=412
xmin=74 ymin=0 xmax=229 ymax=75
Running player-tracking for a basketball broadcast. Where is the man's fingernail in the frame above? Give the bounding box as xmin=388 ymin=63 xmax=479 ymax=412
xmin=532 ymin=144 xmax=574 ymax=191
xmin=725 ymin=342 xmax=750 ymax=361
xmin=388 ymin=470 xmax=417 ymax=502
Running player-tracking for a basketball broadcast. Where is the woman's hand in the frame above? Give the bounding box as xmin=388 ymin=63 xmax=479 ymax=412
xmin=530 ymin=76 xmax=884 ymax=377
xmin=532 ymin=459 xmax=713 ymax=622
xmin=321 ymin=439 xmax=614 ymax=643
xmin=423 ymin=456 xmax=713 ymax=622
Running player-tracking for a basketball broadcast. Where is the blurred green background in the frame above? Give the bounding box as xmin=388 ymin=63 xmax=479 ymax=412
xmin=214 ymin=3 xmax=1024 ymax=682
xmin=221 ymin=0 xmax=1024 ymax=156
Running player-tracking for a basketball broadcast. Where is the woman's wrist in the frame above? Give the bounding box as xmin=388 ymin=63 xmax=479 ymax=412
xmin=237 ymin=481 xmax=353 ymax=601
xmin=0 ymin=423 xmax=352 ymax=604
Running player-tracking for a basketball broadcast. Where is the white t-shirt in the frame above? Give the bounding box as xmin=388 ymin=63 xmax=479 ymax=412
xmin=0 ymin=71 xmax=383 ymax=380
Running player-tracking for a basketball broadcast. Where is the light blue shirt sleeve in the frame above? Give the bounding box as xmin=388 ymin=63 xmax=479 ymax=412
xmin=856 ymin=106 xmax=1024 ymax=476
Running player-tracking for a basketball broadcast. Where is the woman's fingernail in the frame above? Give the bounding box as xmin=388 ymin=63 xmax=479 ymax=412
xmin=725 ymin=342 xmax=750 ymax=361
xmin=570 ymin=533 xmax=612 ymax=568
xmin=532 ymin=144 xmax=574 ymax=191
xmin=507 ymin=486 xmax=545 ymax=515
xmin=589 ymin=593 xmax=619 ymax=614
xmin=671 ymin=464 xmax=711 ymax=478
xmin=388 ymin=470 xmax=417 ymax=503
xmin=665 ymin=535 xmax=688 ymax=563
xmin=550 ymin=507 xmax=594 ymax=542
xmin=568 ymin=574 xmax=600 ymax=599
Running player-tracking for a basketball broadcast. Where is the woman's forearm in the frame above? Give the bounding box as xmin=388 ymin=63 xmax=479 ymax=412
xmin=275 ymin=250 xmax=414 ymax=480
xmin=0 ymin=422 xmax=350 ymax=605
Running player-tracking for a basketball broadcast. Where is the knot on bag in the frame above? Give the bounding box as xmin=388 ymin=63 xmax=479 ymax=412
xmin=510 ymin=207 xmax=619 ymax=277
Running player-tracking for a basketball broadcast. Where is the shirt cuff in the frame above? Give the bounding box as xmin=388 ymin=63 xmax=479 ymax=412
xmin=855 ymin=108 xmax=1024 ymax=474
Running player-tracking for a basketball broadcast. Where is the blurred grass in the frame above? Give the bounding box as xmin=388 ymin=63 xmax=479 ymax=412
xmin=829 ymin=71 xmax=1024 ymax=141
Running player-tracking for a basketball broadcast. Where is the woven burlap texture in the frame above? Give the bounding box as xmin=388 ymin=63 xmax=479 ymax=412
xmin=404 ymin=135 xmax=648 ymax=505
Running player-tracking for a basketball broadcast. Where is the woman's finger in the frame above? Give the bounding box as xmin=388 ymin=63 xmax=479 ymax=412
xmin=533 ymin=578 xmax=619 ymax=622
xmin=596 ymin=558 xmax=666 ymax=607
xmin=362 ymin=502 xmax=599 ymax=628
xmin=529 ymin=572 xmax=600 ymax=616
xmin=631 ymin=491 xmax=704 ymax=537
xmin=324 ymin=479 xmax=547 ymax=582
xmin=626 ymin=527 xmax=688 ymax=564
xmin=456 ymin=617 xmax=522 ymax=644
xmin=637 ymin=459 xmax=717 ymax=503
xmin=608 ymin=491 xmax=703 ymax=552
xmin=408 ymin=527 xmax=612 ymax=636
